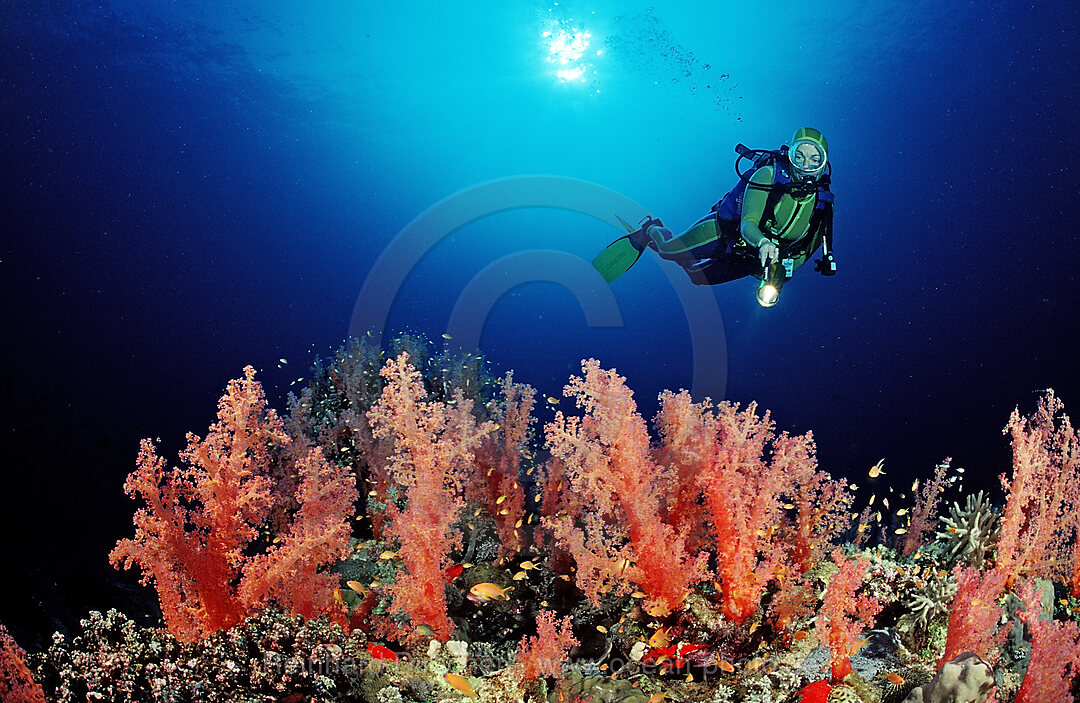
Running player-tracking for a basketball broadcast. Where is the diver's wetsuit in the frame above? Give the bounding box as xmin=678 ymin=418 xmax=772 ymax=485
xmin=649 ymin=163 xmax=827 ymax=286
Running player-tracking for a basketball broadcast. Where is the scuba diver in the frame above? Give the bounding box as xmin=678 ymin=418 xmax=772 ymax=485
xmin=592 ymin=127 xmax=835 ymax=307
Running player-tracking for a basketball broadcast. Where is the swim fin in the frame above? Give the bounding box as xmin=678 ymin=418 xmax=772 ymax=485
xmin=591 ymin=215 xmax=648 ymax=283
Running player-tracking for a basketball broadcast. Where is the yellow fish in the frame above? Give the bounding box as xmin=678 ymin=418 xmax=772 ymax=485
xmin=648 ymin=626 xmax=672 ymax=648
xmin=443 ymin=672 xmax=477 ymax=698
xmin=469 ymin=582 xmax=513 ymax=601
xmin=869 ymin=458 xmax=886 ymax=477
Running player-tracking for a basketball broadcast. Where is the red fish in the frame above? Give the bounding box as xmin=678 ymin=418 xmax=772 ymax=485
xmin=367 ymin=643 xmax=398 ymax=661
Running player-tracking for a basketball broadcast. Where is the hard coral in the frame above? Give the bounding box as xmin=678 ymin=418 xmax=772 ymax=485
xmin=934 ymin=491 xmax=1000 ymax=567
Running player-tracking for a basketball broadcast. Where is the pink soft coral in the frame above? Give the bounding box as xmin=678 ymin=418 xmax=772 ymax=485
xmin=997 ymin=389 xmax=1080 ymax=590
xmin=516 ymin=609 xmax=579 ymax=680
xmin=656 ymin=390 xmax=850 ymax=625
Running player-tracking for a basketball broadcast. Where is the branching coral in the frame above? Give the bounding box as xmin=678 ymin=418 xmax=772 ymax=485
xmin=897 ymin=571 xmax=957 ymax=636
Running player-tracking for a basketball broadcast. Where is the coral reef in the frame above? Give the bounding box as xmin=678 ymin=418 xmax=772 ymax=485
xmin=3 ymin=340 xmax=1079 ymax=702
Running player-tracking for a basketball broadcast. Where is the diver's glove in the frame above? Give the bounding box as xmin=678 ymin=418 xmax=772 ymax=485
xmin=814 ymin=252 xmax=836 ymax=276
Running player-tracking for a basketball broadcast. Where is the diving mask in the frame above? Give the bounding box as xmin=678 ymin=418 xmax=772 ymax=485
xmin=789 ymin=139 xmax=827 ymax=178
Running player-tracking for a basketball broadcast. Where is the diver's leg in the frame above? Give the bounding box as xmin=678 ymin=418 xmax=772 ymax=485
xmin=628 ymin=216 xmax=666 ymax=250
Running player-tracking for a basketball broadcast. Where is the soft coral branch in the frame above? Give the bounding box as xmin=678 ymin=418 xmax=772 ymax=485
xmin=472 ymin=372 xmax=535 ymax=556
xmin=997 ymin=390 xmax=1080 ymax=588
xmin=240 ymin=447 xmax=358 ymax=625
xmin=816 ymin=549 xmax=882 ymax=682
xmin=110 ymin=367 xmax=356 ymax=642
xmin=366 ymin=352 xmax=493 ymax=640
xmin=544 ymin=361 xmax=708 ymax=617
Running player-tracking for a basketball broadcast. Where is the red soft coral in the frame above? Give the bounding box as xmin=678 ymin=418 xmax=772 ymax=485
xmin=815 ymin=549 xmax=882 ymax=682
xmin=366 ymin=352 xmax=493 ymax=640
xmin=240 ymin=447 xmax=358 ymax=624
xmin=110 ymin=367 xmax=357 ymax=642
xmin=1014 ymin=580 xmax=1080 ymax=703
xmin=938 ymin=565 xmax=1009 ymax=667
xmin=543 ymin=361 xmax=709 ymax=617
xmin=0 ymin=624 xmax=45 ymax=703
xmin=472 ymin=372 xmax=535 ymax=556
xmin=997 ymin=390 xmax=1080 ymax=589
xmin=516 ymin=609 xmax=579 ymax=680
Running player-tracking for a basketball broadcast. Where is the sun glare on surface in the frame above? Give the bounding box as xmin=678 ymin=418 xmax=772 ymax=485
xmin=543 ymin=6 xmax=599 ymax=90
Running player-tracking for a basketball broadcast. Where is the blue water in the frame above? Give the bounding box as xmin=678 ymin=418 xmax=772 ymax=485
xmin=3 ymin=0 xmax=1078 ymax=647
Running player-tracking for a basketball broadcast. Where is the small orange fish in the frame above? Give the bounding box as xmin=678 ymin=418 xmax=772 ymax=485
xmin=346 ymin=580 xmax=369 ymax=595
xmin=469 ymin=582 xmax=513 ymax=602
xmin=848 ymin=638 xmax=869 ymax=656
xmin=443 ymin=672 xmax=478 ymax=698
xmin=719 ymin=660 xmax=735 ymax=673
xmin=648 ymin=626 xmax=672 ymax=648
xmin=885 ymin=672 xmax=905 ymax=685
xmin=793 ymin=631 xmax=809 ymax=641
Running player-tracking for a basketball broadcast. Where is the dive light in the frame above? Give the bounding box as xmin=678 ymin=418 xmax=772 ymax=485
xmin=756 ymin=260 xmax=786 ymax=308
